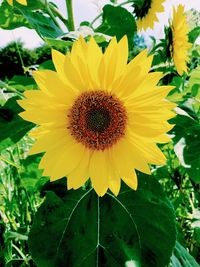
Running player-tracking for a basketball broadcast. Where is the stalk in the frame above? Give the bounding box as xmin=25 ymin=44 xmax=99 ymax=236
xmin=66 ymin=0 xmax=75 ymax=31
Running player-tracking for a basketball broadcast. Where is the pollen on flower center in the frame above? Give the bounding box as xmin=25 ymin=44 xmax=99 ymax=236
xmin=87 ymin=108 xmax=111 ymax=133
xmin=68 ymin=91 xmax=127 ymax=151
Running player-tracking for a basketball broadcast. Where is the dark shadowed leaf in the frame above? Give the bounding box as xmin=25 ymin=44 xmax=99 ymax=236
xmin=0 ymin=97 xmax=34 ymax=152
xmin=29 ymin=174 xmax=176 ymax=267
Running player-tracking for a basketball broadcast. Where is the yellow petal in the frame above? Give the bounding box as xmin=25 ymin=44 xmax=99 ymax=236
xmin=108 ymin=175 xmax=121 ymax=196
xmin=51 ymin=49 xmax=66 ymax=77
xmin=7 ymin=0 xmax=13 ymax=5
xmin=67 ymin=149 xmax=91 ymax=190
xmin=89 ymin=151 xmax=109 ymax=196
xmin=113 ymin=50 xmax=153 ymax=98
xmin=33 ymin=70 xmax=76 ymax=103
xmin=129 ymin=133 xmax=166 ymax=165
xmin=112 ymin=138 xmax=151 ymax=175
xmin=28 ymin=128 xmax=70 ymax=155
xmin=121 ymin=169 xmax=138 ymax=191
xmin=17 ymin=0 xmax=27 ymax=5
xmin=41 ymin=141 xmax=85 ymax=181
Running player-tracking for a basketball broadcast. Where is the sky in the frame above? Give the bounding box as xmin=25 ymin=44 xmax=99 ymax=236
xmin=0 ymin=0 xmax=200 ymax=49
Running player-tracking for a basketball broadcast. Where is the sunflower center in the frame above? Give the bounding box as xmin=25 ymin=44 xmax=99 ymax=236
xmin=68 ymin=91 xmax=127 ymax=151
xmin=87 ymin=108 xmax=111 ymax=132
xmin=134 ymin=0 xmax=152 ymax=19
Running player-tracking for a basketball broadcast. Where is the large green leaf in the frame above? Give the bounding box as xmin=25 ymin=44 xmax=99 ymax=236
xmin=188 ymin=26 xmax=200 ymax=44
xmin=96 ymin=5 xmax=136 ymax=46
xmin=0 ymin=96 xmax=34 ymax=152
xmin=0 ymin=1 xmax=63 ymax=38
xmin=171 ymin=114 xmax=200 ymax=183
xmin=20 ymin=10 xmax=63 ymax=38
xmin=29 ymin=175 xmax=176 ymax=267
xmin=171 ymin=241 xmax=199 ymax=267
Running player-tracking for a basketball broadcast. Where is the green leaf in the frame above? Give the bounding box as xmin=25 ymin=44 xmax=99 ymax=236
xmin=96 ymin=5 xmax=136 ymax=46
xmin=8 ymin=75 xmax=36 ymax=92
xmin=0 ymin=97 xmax=34 ymax=152
xmin=188 ymin=66 xmax=200 ymax=100
xmin=45 ymin=38 xmax=72 ymax=52
xmin=171 ymin=114 xmax=200 ymax=183
xmin=28 ymin=175 xmax=176 ymax=267
xmin=0 ymin=1 xmax=31 ymax=30
xmin=38 ymin=60 xmax=55 ymax=71
xmin=171 ymin=241 xmax=199 ymax=267
xmin=0 ymin=1 xmax=63 ymax=38
xmin=4 ymin=231 xmax=28 ymax=241
xmin=20 ymin=10 xmax=63 ymax=38
xmin=188 ymin=26 xmax=200 ymax=43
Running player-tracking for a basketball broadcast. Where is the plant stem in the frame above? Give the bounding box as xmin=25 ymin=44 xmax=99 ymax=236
xmin=90 ymin=13 xmax=102 ymax=27
xmin=0 ymin=156 xmax=20 ymax=169
xmin=66 ymin=0 xmax=75 ymax=31
xmin=45 ymin=0 xmax=61 ymax=29
xmin=50 ymin=4 xmax=68 ymax=27
xmin=117 ymin=0 xmax=133 ymax=7
xmin=0 ymin=80 xmax=24 ymax=97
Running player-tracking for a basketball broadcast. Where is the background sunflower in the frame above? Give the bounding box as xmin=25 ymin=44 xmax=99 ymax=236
xmin=171 ymin=4 xmax=192 ymax=75
xmin=7 ymin=0 xmax=27 ymax=5
xmin=133 ymin=0 xmax=165 ymax=30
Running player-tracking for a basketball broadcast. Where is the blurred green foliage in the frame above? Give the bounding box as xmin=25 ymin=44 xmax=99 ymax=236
xmin=0 ymin=41 xmax=51 ymax=80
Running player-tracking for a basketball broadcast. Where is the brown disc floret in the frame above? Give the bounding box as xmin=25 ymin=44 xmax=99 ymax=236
xmin=68 ymin=90 xmax=127 ymax=151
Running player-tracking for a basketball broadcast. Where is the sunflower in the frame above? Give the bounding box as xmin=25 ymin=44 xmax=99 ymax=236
xmin=7 ymin=0 xmax=27 ymax=6
xmin=18 ymin=36 xmax=175 ymax=196
xmin=134 ymin=0 xmax=165 ymax=31
xmin=171 ymin=5 xmax=192 ymax=76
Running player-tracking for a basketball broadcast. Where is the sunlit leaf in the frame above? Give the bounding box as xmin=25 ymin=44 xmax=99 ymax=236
xmin=8 ymin=75 xmax=36 ymax=91
xmin=0 ymin=1 xmax=31 ymax=29
xmin=171 ymin=241 xmax=199 ymax=267
xmin=96 ymin=5 xmax=136 ymax=46
xmin=188 ymin=26 xmax=200 ymax=43
xmin=45 ymin=38 xmax=72 ymax=52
